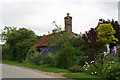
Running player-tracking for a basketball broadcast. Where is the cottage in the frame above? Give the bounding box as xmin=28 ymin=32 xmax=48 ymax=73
xmin=32 ymin=13 xmax=79 ymax=49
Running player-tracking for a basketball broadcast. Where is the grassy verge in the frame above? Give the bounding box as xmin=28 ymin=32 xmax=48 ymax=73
xmin=2 ymin=61 xmax=70 ymax=73
xmin=63 ymin=73 xmax=106 ymax=80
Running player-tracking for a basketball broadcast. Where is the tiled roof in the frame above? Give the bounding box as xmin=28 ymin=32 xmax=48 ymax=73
xmin=31 ymin=33 xmax=54 ymax=47
xmin=31 ymin=31 xmax=79 ymax=48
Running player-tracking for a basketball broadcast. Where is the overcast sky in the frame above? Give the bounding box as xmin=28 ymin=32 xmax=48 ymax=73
xmin=0 ymin=0 xmax=120 ymax=36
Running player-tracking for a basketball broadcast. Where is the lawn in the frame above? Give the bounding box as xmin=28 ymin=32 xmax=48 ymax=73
xmin=63 ymin=73 xmax=106 ymax=80
xmin=2 ymin=60 xmax=70 ymax=73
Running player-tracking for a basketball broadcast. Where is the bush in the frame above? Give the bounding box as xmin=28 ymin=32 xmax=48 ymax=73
xmin=1 ymin=27 xmax=38 ymax=62
xmin=83 ymin=54 xmax=120 ymax=80
xmin=102 ymin=62 xmax=120 ymax=80
xmin=55 ymin=44 xmax=76 ymax=69
xmin=25 ymin=47 xmax=39 ymax=63
xmin=2 ymin=45 xmax=13 ymax=60
xmin=69 ymin=65 xmax=84 ymax=72
xmin=83 ymin=61 xmax=99 ymax=75
xmin=101 ymin=54 xmax=120 ymax=80
xmin=25 ymin=47 xmax=57 ymax=67
xmin=75 ymin=56 xmax=88 ymax=66
xmin=45 ymin=52 xmax=56 ymax=67
xmin=117 ymin=48 xmax=120 ymax=60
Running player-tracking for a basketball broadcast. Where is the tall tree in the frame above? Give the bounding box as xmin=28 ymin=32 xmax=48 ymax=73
xmin=82 ymin=28 xmax=101 ymax=61
xmin=1 ymin=26 xmax=37 ymax=62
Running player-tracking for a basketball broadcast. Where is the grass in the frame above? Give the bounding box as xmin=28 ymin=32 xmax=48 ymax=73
xmin=63 ymin=73 xmax=106 ymax=80
xmin=2 ymin=60 xmax=70 ymax=73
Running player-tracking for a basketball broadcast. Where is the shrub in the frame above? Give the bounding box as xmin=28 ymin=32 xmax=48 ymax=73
xmin=25 ymin=47 xmax=57 ymax=67
xmin=102 ymin=62 xmax=120 ymax=80
xmin=117 ymin=48 xmax=120 ymax=60
xmin=55 ymin=44 xmax=76 ymax=69
xmin=83 ymin=54 xmax=120 ymax=80
xmin=36 ymin=53 xmax=56 ymax=67
xmin=101 ymin=54 xmax=120 ymax=80
xmin=25 ymin=47 xmax=39 ymax=63
xmin=75 ymin=56 xmax=88 ymax=66
xmin=2 ymin=45 xmax=13 ymax=60
xmin=83 ymin=61 xmax=99 ymax=75
xmin=68 ymin=65 xmax=84 ymax=72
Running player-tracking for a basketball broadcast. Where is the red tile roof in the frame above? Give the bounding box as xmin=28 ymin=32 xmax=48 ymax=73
xmin=31 ymin=33 xmax=54 ymax=47
xmin=31 ymin=31 xmax=78 ymax=48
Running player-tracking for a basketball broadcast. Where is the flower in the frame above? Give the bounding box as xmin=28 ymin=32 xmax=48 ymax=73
xmin=108 ymin=66 xmax=111 ymax=69
xmin=91 ymin=72 xmax=94 ymax=74
xmin=111 ymin=61 xmax=115 ymax=63
xmin=34 ymin=58 xmax=40 ymax=62
xmin=85 ymin=62 xmax=88 ymax=65
xmin=85 ymin=68 xmax=87 ymax=71
xmin=90 ymin=61 xmax=95 ymax=64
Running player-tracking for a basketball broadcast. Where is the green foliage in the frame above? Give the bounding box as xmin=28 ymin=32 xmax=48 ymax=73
xmin=70 ymin=37 xmax=88 ymax=56
xmin=83 ymin=54 xmax=120 ymax=80
xmin=0 ymin=26 xmax=17 ymax=43
xmin=117 ymin=47 xmax=120 ymax=59
xmin=2 ymin=45 xmax=12 ymax=60
xmin=83 ymin=61 xmax=99 ymax=75
xmin=102 ymin=62 xmax=120 ymax=80
xmin=100 ymin=55 xmax=120 ymax=80
xmin=97 ymin=24 xmax=118 ymax=44
xmin=49 ymin=32 xmax=70 ymax=48
xmin=75 ymin=56 xmax=88 ymax=66
xmin=55 ymin=43 xmax=76 ymax=69
xmin=25 ymin=47 xmax=56 ymax=67
xmin=68 ymin=65 xmax=84 ymax=72
xmin=49 ymin=32 xmax=89 ymax=68
xmin=97 ymin=19 xmax=120 ymax=44
xmin=45 ymin=52 xmax=56 ymax=67
xmin=1 ymin=26 xmax=37 ymax=62
xmin=24 ymin=47 xmax=38 ymax=63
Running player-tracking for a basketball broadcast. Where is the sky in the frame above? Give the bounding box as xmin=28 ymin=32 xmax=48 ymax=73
xmin=0 ymin=0 xmax=120 ymax=37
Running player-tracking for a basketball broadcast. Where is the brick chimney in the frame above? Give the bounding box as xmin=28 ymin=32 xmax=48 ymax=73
xmin=64 ymin=13 xmax=72 ymax=33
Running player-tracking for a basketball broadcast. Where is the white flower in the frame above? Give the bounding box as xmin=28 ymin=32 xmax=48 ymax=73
xmin=85 ymin=68 xmax=87 ymax=71
xmin=111 ymin=61 xmax=115 ymax=63
xmin=83 ymin=65 xmax=86 ymax=67
xmin=108 ymin=66 xmax=111 ymax=69
xmin=91 ymin=72 xmax=94 ymax=74
xmin=90 ymin=61 xmax=95 ymax=64
xmin=95 ymin=72 xmax=97 ymax=74
xmin=85 ymin=62 xmax=88 ymax=65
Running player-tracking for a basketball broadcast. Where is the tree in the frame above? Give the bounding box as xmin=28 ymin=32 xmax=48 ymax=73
xmin=96 ymin=24 xmax=118 ymax=53
xmin=82 ymin=28 xmax=102 ymax=61
xmin=1 ymin=26 xmax=37 ymax=62
xmin=97 ymin=19 xmax=120 ymax=45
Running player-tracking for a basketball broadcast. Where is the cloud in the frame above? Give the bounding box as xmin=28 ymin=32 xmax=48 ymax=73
xmin=0 ymin=0 xmax=119 ymax=35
